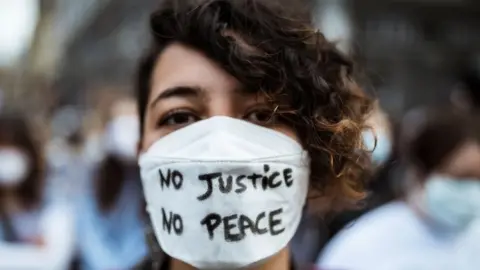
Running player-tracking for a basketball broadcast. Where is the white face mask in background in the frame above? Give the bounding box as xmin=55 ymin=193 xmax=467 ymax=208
xmin=362 ymin=130 xmax=392 ymax=165
xmin=0 ymin=148 xmax=29 ymax=186
xmin=139 ymin=116 xmax=310 ymax=269
xmin=83 ymin=134 xmax=105 ymax=164
xmin=423 ymin=175 xmax=480 ymax=230
xmin=104 ymin=115 xmax=139 ymax=161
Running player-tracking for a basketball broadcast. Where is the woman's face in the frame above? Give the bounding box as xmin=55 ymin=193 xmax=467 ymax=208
xmin=418 ymin=140 xmax=480 ymax=230
xmin=438 ymin=141 xmax=480 ymax=180
xmin=140 ymin=43 xmax=298 ymax=152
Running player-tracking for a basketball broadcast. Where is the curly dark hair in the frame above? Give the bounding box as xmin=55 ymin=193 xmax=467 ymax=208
xmin=0 ymin=112 xmax=45 ymax=210
xmin=136 ymin=0 xmax=373 ymax=212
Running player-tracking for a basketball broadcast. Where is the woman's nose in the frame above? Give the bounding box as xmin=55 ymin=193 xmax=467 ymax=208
xmin=206 ymin=96 xmax=238 ymax=119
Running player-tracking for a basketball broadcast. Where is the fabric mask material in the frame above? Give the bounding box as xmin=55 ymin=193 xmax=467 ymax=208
xmin=424 ymin=175 xmax=480 ymax=230
xmin=139 ymin=116 xmax=310 ymax=269
xmin=0 ymin=148 xmax=29 ymax=186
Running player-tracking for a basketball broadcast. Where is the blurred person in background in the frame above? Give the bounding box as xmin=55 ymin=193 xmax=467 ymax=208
xmin=0 ymin=111 xmax=75 ymax=269
xmin=45 ymin=106 xmax=91 ymax=202
xmin=134 ymin=0 xmax=373 ymax=269
xmin=82 ymin=109 xmax=107 ymax=166
xmin=317 ymin=108 xmax=480 ymax=270
xmin=75 ymin=97 xmax=148 ymax=270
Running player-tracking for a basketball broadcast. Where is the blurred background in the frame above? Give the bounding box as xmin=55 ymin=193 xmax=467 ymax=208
xmin=1 ymin=0 xmax=479 ymax=120
xmin=0 ymin=0 xmax=479 ymax=269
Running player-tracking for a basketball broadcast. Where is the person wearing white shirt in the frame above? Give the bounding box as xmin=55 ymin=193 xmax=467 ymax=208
xmin=317 ymin=108 xmax=480 ymax=270
xmin=75 ymin=98 xmax=148 ymax=269
xmin=0 ymin=112 xmax=75 ymax=270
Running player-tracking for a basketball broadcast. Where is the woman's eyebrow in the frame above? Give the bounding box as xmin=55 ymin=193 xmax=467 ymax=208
xmin=149 ymin=86 xmax=204 ymax=109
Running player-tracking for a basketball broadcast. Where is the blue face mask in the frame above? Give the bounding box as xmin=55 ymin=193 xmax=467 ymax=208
xmin=362 ymin=131 xmax=392 ymax=164
xmin=424 ymin=175 xmax=480 ymax=230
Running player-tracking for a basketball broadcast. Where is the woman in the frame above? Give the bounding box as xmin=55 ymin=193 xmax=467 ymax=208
xmin=317 ymin=108 xmax=480 ymax=270
xmin=134 ymin=0 xmax=373 ymax=269
xmin=0 ymin=111 xmax=74 ymax=269
xmin=45 ymin=106 xmax=91 ymax=202
xmin=75 ymin=98 xmax=148 ymax=269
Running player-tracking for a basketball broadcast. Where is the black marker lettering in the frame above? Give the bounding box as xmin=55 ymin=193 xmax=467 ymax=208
xmin=172 ymin=213 xmax=184 ymax=235
xmin=200 ymin=213 xmax=222 ymax=240
xmin=261 ymin=165 xmax=270 ymax=190
xmin=161 ymin=208 xmax=183 ymax=235
xmin=261 ymin=176 xmax=268 ymax=190
xmin=219 ymin=175 xmax=233 ymax=194
xmin=197 ymin=173 xmax=221 ymax=201
xmin=159 ymin=169 xmax=183 ymax=190
xmin=161 ymin=207 xmax=172 ymax=233
xmin=159 ymin=169 xmax=170 ymax=189
xmin=235 ymin=175 xmax=247 ymax=194
xmin=171 ymin=170 xmax=183 ymax=189
xmin=269 ymin=208 xmax=285 ymax=236
xmin=255 ymin=212 xmax=268 ymax=235
xmin=268 ymin=172 xmax=281 ymax=188
xmin=239 ymin=214 xmax=256 ymax=235
xmin=247 ymin=173 xmax=262 ymax=189
xmin=283 ymin=168 xmax=293 ymax=187
xmin=223 ymin=214 xmax=244 ymax=242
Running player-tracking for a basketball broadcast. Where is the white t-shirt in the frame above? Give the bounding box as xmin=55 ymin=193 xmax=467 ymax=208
xmin=317 ymin=201 xmax=480 ymax=270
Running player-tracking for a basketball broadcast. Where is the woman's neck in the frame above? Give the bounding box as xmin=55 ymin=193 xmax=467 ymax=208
xmin=170 ymin=248 xmax=291 ymax=270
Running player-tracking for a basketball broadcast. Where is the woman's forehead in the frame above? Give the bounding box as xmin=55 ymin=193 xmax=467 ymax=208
xmin=151 ymin=43 xmax=241 ymax=98
xmin=146 ymin=42 xmax=274 ymax=112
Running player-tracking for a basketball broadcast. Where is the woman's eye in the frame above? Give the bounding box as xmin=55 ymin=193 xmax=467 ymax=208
xmin=245 ymin=109 xmax=275 ymax=125
xmin=159 ymin=111 xmax=200 ymax=127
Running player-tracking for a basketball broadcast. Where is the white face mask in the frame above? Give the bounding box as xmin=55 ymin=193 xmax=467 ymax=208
xmin=0 ymin=148 xmax=29 ymax=186
xmin=104 ymin=115 xmax=139 ymax=161
xmin=424 ymin=175 xmax=480 ymax=230
xmin=139 ymin=116 xmax=310 ymax=269
xmin=362 ymin=130 xmax=392 ymax=164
